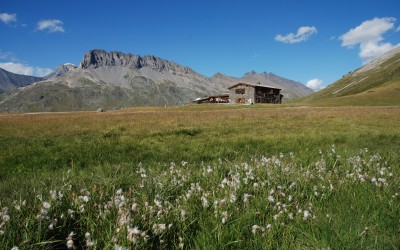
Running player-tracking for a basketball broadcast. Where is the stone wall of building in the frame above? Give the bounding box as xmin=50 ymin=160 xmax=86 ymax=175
xmin=229 ymin=84 xmax=255 ymax=104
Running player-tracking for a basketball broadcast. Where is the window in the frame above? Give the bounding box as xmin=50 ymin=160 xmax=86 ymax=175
xmin=235 ymin=88 xmax=245 ymax=94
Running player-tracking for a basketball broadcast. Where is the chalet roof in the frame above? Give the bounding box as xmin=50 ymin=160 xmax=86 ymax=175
xmin=228 ymin=82 xmax=281 ymax=90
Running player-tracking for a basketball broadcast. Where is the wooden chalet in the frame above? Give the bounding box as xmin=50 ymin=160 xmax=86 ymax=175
xmin=228 ymin=82 xmax=283 ymax=104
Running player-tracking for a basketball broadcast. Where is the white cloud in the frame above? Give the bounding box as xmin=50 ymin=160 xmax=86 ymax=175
xmin=0 ymin=49 xmax=17 ymax=61
xmin=306 ymin=79 xmax=324 ymax=91
xmin=0 ymin=62 xmax=53 ymax=77
xmin=0 ymin=13 xmax=17 ymax=24
xmin=36 ymin=19 xmax=65 ymax=33
xmin=275 ymin=26 xmax=317 ymax=44
xmin=359 ymin=41 xmax=396 ymax=64
xmin=340 ymin=17 xmax=395 ymax=46
xmin=340 ymin=17 xmax=399 ymax=64
xmin=35 ymin=67 xmax=53 ymax=77
xmin=396 ymin=26 xmax=400 ymax=32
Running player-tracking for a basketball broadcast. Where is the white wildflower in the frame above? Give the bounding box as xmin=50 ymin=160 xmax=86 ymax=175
xmin=131 ymin=203 xmax=138 ymax=212
xmin=127 ymin=227 xmax=141 ymax=244
xmin=42 ymin=202 xmax=51 ymax=209
xmin=152 ymin=223 xmax=166 ymax=235
xmin=85 ymin=232 xmax=94 ymax=247
xmin=251 ymin=225 xmax=260 ymax=235
xmin=221 ymin=211 xmax=228 ymax=224
xmin=201 ymin=195 xmax=209 ymax=208
xmin=268 ymin=195 xmax=275 ymax=203
xmin=243 ymin=193 xmax=252 ymax=204
xmin=66 ymin=231 xmax=75 ymax=249
xmin=179 ymin=237 xmax=184 ymax=249
xmin=229 ymin=193 xmax=237 ymax=203
xmin=303 ymin=210 xmax=311 ymax=220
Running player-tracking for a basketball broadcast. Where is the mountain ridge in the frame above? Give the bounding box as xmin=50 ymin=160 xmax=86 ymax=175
xmin=0 ymin=49 xmax=313 ymax=112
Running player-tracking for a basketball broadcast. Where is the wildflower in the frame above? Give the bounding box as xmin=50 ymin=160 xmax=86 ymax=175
xmin=180 ymin=209 xmax=187 ymax=221
xmin=131 ymin=203 xmax=138 ymax=212
xmin=137 ymin=166 xmax=147 ymax=178
xmin=42 ymin=202 xmax=51 ymax=209
xmin=251 ymin=225 xmax=260 ymax=235
xmin=79 ymin=194 xmax=90 ymax=203
xmin=243 ymin=193 xmax=252 ymax=204
xmin=221 ymin=211 xmax=228 ymax=224
xmin=201 ymin=195 xmax=209 ymax=208
xmin=178 ymin=237 xmax=184 ymax=249
xmin=152 ymin=223 xmax=166 ymax=235
xmin=127 ymin=227 xmax=141 ymax=244
xmin=48 ymin=218 xmax=58 ymax=230
xmin=66 ymin=232 xmax=75 ymax=249
xmin=303 ymin=210 xmax=311 ymax=220
xmin=11 ymin=247 xmax=19 ymax=250
xmin=268 ymin=195 xmax=275 ymax=203
xmin=50 ymin=190 xmax=58 ymax=201
xmin=115 ymin=245 xmax=128 ymax=250
xmin=85 ymin=232 xmax=95 ymax=247
xmin=67 ymin=209 xmax=75 ymax=218
xmin=1 ymin=207 xmax=10 ymax=222
xmin=229 ymin=193 xmax=237 ymax=203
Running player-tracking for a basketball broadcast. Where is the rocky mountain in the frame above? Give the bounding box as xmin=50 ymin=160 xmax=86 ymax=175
xmin=0 ymin=68 xmax=43 ymax=93
xmin=0 ymin=49 xmax=313 ymax=112
xmin=44 ymin=63 xmax=77 ymax=79
xmin=211 ymin=71 xmax=313 ymax=99
xmin=300 ymin=46 xmax=400 ymax=106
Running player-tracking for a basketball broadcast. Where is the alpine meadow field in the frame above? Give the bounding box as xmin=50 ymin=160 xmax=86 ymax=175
xmin=0 ymin=104 xmax=399 ymax=249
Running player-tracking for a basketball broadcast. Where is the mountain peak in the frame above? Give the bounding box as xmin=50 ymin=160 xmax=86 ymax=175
xmin=44 ymin=63 xmax=77 ymax=79
xmin=244 ymin=70 xmax=257 ymax=77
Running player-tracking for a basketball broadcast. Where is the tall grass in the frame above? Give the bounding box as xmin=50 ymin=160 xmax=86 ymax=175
xmin=0 ymin=105 xmax=399 ymax=248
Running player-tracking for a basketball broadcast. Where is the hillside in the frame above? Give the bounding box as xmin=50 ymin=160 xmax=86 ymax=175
xmin=300 ymin=46 xmax=400 ymax=106
xmin=0 ymin=68 xmax=43 ymax=93
xmin=0 ymin=50 xmax=312 ymax=112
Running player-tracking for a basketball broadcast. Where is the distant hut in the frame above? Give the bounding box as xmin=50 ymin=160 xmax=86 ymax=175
xmin=228 ymin=82 xmax=283 ymax=104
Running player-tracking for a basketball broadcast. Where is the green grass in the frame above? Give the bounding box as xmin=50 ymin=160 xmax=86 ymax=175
xmin=296 ymin=50 xmax=400 ymax=106
xmin=0 ymin=105 xmax=399 ymax=249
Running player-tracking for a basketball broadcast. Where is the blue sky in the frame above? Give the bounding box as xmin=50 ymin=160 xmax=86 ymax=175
xmin=1 ymin=0 xmax=399 ymax=90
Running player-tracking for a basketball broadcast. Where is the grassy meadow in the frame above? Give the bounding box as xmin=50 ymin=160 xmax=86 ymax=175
xmin=0 ymin=105 xmax=399 ymax=249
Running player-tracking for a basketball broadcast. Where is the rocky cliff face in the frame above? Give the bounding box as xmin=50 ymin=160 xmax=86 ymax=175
xmin=80 ymin=50 xmax=195 ymax=75
xmin=0 ymin=68 xmax=43 ymax=93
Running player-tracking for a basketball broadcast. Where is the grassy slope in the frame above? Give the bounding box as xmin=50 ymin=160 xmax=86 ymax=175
xmin=298 ymin=51 xmax=400 ymax=106
xmin=0 ymin=105 xmax=399 ymax=248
